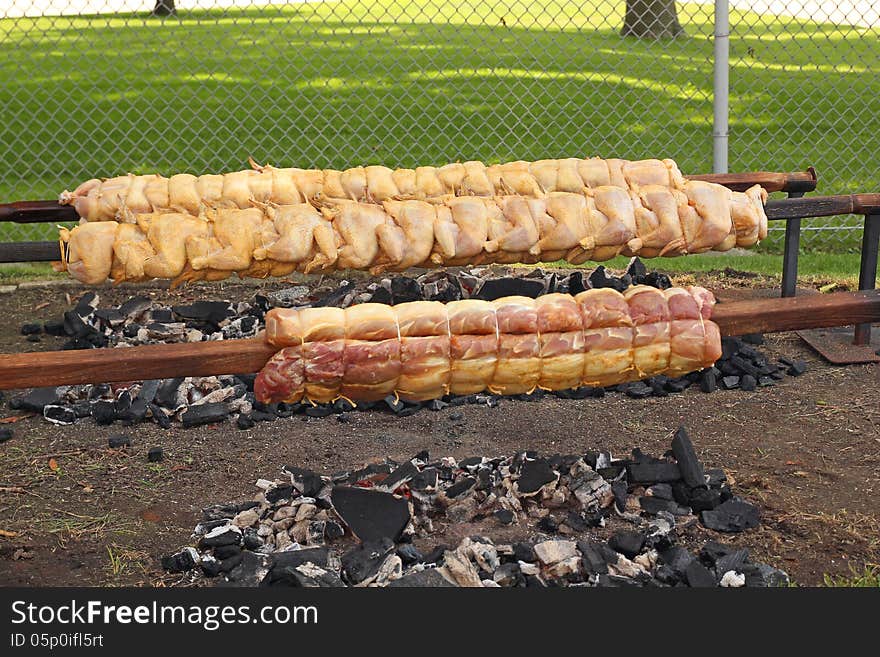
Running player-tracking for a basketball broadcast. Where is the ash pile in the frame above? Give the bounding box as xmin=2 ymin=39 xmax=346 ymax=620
xmin=9 ymin=259 xmax=807 ymax=430
xmin=161 ymin=427 xmax=787 ymax=587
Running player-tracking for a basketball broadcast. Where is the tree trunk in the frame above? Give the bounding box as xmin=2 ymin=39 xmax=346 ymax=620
xmin=621 ymin=0 xmax=684 ymax=39
xmin=152 ymin=0 xmax=176 ymax=16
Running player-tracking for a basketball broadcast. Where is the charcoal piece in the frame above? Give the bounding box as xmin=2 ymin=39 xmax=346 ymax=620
xmin=172 ymin=301 xmax=235 ymax=326
xmin=251 ymin=409 xmax=277 ymax=423
xmin=390 ymin=276 xmax=422 ymax=303
xmin=122 ymin=323 xmax=141 ymax=339
xmin=235 ymin=373 xmax=256 ymax=392
xmin=639 ymin=496 xmax=691 ymax=516
xmin=426 ymin=399 xmax=448 ymax=411
xmin=611 ymin=480 xmax=628 ymax=512
xmin=537 ymin=516 xmax=559 ymax=533
xmin=623 ymin=381 xmax=653 ymax=399
xmin=608 ymin=530 xmax=646 ymax=559
xmin=20 ymin=322 xmax=42 ymax=335
xmin=13 ymin=387 xmax=60 ymax=413
xmin=161 ymin=547 xmax=198 ymax=573
xmin=281 ymin=466 xmax=323 ymax=498
xmin=305 ymin=405 xmax=333 ymax=418
xmin=714 ymin=549 xmax=750 ymax=578
xmin=410 ymin=467 xmax=438 ymax=491
xmin=199 ymin=526 xmax=241 ymax=549
xmin=740 ymin=374 xmax=757 ymax=391
xmin=741 ymin=333 xmax=764 ymax=345
xmin=699 ymin=369 xmax=717 ymax=393
xmin=577 ymin=541 xmax=613 ymax=574
xmin=147 ymin=446 xmax=163 ymax=462
xmin=705 ymin=468 xmax=728 ymax=487
xmin=117 ymin=295 xmax=150 ymax=319
xmin=313 ymin=281 xmax=357 ymax=307
xmin=659 ymin=546 xmax=695 ymax=577
xmin=445 ymin=476 xmax=476 ymax=499
xmin=155 ymin=378 xmax=184 ymax=409
xmin=700 ymin=499 xmax=760 ymax=532
xmin=787 ymin=360 xmax=808 ymax=376
xmin=758 ymin=376 xmax=776 ymax=387
xmin=741 ymin=563 xmax=789 ymax=588
xmin=0 ymin=428 xmax=14 ymax=444
xmin=275 ymin=402 xmax=299 ymax=418
xmin=685 ymin=560 xmax=717 ymax=587
xmin=265 ymin=484 xmax=294 ymax=504
xmin=721 ymin=375 xmax=740 ymax=390
xmin=626 ymin=461 xmax=681 ymax=484
xmin=181 ymin=403 xmax=229 ymax=428
xmin=237 ymin=414 xmax=255 ymax=430
xmin=200 ymin=557 xmax=223 ymax=578
xmin=396 ymin=402 xmax=422 ymax=417
xmin=43 ymin=319 xmax=66 ymax=336
xmin=649 ymin=378 xmax=668 ymax=397
xmin=397 ymin=544 xmax=424 ymax=566
xmin=688 ymin=487 xmax=723 ymax=512
xmin=494 ymin=509 xmax=515 ymax=525
xmin=239 ymin=530 xmax=261 ymax=551
xmin=62 ymin=310 xmax=95 ymax=339
xmin=512 ymin=542 xmax=537 ymax=563
xmin=567 ymin=271 xmax=587 ymax=295
xmin=475 ymin=467 xmax=492 ymax=491
xmin=598 ymin=465 xmax=625 ymax=481
xmin=91 ymin=400 xmax=117 ymax=425
xmin=670 ymin=426 xmax=706 ymax=489
xmin=647 ymin=483 xmax=673 ymax=500
xmin=624 ymin=257 xmax=647 ymax=283
xmin=643 ymin=271 xmax=672 ymax=289
xmin=213 ymin=544 xmax=242 ymax=560
xmin=324 ymin=520 xmax=345 ymax=541
xmin=474 ymin=277 xmax=544 ymax=301
xmin=369 ymin=286 xmax=392 ymax=304
xmin=665 ymin=377 xmax=690 ymax=393
xmin=721 ymin=337 xmax=742 ymax=360
xmin=517 ymin=458 xmax=557 ymax=494
xmin=386 ymin=568 xmax=456 ymax=587
xmin=563 ymin=511 xmax=590 ymax=533
xmin=108 ymin=434 xmax=132 ymax=448
xmin=42 ymin=405 xmax=75 ymax=425
xmin=730 ymin=355 xmax=761 ymax=377
xmin=341 ymin=538 xmax=395 ymax=585
xmin=331 ymin=486 xmax=410 ymax=543
xmin=148 ymin=404 xmax=172 ymax=429
xmin=588 ymin=266 xmax=624 ymax=291
xmin=380 ymin=461 xmax=419 ymax=493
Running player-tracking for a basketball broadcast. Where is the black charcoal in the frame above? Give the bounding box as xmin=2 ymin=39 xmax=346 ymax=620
xmin=43 ymin=405 xmax=75 ymax=425
xmin=161 ymin=547 xmax=198 ymax=573
xmin=108 ymin=434 xmax=132 ymax=448
xmin=0 ymin=428 xmax=13 ymax=444
xmin=147 ymin=446 xmax=163 ymax=462
xmin=181 ymin=403 xmax=229 ymax=428
xmin=517 ymin=458 xmax=557 ymax=494
xmin=608 ymin=531 xmax=646 ymax=559
xmin=331 ymin=486 xmax=410 ymax=543
xmin=671 ymin=426 xmax=705 ymax=488
xmin=20 ymin=322 xmax=42 ymax=335
xmin=91 ymin=400 xmax=117 ymax=425
xmin=685 ymin=560 xmax=717 ymax=587
xmin=13 ymin=387 xmax=60 ymax=413
xmin=475 ymin=277 xmax=544 ymax=300
xmin=341 ymin=538 xmax=395 ymax=585
xmin=626 ymin=461 xmax=681 ymax=484
xmin=700 ymin=499 xmax=760 ymax=532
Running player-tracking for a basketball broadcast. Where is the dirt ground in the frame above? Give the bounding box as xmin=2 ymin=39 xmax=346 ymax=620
xmin=0 ymin=273 xmax=878 ymax=587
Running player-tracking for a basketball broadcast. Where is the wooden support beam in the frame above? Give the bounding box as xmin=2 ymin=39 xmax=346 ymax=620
xmin=0 ymin=290 xmax=876 ymax=391
xmin=688 ymin=167 xmax=817 ymax=193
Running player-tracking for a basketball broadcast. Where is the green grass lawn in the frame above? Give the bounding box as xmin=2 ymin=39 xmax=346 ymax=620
xmin=1 ymin=1 xmax=878 ymax=254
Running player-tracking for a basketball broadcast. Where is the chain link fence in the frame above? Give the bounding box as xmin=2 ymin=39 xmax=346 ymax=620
xmin=0 ymin=1 xmax=877 ymax=250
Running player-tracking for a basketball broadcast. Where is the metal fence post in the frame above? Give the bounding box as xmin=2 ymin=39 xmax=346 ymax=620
xmin=854 ymin=213 xmax=879 ymax=345
xmin=713 ymin=0 xmax=730 ymax=174
xmin=781 ymin=191 xmax=804 ymax=297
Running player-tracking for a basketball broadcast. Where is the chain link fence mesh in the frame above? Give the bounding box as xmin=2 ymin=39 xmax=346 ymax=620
xmin=0 ymin=1 xmax=877 ymax=251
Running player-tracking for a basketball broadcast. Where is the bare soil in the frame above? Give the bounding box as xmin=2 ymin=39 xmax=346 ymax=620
xmin=0 ymin=273 xmax=878 ymax=587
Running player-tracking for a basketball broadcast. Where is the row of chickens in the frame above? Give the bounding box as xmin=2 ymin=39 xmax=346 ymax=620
xmin=60 ymin=157 xmax=688 ymax=221
xmin=60 ymin=181 xmax=768 ymax=285
xmin=254 ymin=285 xmax=722 ymax=404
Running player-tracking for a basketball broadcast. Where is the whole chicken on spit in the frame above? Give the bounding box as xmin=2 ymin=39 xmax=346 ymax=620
xmin=254 ymin=285 xmax=722 ymax=404
xmin=59 ymin=180 xmax=767 ymax=285
xmin=60 ymin=157 xmax=686 ymax=222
